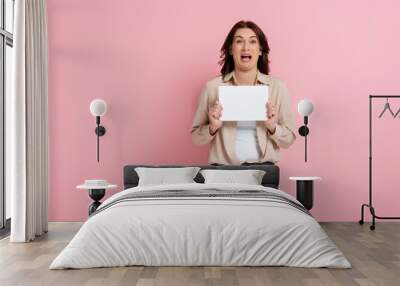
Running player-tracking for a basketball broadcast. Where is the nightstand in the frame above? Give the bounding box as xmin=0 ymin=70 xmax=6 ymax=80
xmin=77 ymin=181 xmax=117 ymax=216
xmin=289 ymin=177 xmax=321 ymax=210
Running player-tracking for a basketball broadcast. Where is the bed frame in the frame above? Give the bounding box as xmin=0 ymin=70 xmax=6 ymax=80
xmin=123 ymin=164 xmax=280 ymax=189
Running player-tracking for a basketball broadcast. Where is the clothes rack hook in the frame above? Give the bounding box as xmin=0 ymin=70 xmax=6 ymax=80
xmin=378 ymin=97 xmax=396 ymax=118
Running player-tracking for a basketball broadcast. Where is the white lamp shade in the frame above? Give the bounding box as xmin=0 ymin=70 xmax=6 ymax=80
xmin=90 ymin=99 xmax=107 ymax=116
xmin=298 ymin=99 xmax=314 ymax=117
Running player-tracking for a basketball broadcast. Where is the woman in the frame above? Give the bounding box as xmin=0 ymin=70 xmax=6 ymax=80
xmin=191 ymin=20 xmax=296 ymax=165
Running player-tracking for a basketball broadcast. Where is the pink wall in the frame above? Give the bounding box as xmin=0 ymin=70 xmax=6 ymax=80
xmin=47 ymin=0 xmax=400 ymax=221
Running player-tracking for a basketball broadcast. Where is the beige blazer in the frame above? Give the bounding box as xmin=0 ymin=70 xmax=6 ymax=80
xmin=191 ymin=71 xmax=296 ymax=165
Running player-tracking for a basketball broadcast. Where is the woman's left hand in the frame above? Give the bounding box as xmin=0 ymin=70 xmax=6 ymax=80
xmin=264 ymin=101 xmax=277 ymax=134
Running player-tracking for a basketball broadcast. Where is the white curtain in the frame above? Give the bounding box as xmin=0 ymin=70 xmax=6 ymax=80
xmin=9 ymin=0 xmax=49 ymax=242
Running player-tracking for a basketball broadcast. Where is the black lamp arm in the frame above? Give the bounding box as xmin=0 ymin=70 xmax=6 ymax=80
xmin=94 ymin=116 xmax=106 ymax=162
xmin=298 ymin=115 xmax=310 ymax=162
xmin=97 ymin=124 xmax=100 ymax=162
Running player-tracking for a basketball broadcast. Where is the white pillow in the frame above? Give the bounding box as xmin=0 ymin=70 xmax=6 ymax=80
xmin=200 ymin=169 xmax=266 ymax=185
xmin=135 ymin=167 xmax=200 ymax=186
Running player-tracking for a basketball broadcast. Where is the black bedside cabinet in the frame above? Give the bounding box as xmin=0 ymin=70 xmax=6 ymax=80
xmin=289 ymin=177 xmax=321 ymax=210
xmin=77 ymin=183 xmax=117 ymax=216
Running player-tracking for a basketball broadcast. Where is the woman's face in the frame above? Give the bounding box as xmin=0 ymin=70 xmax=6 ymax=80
xmin=230 ymin=28 xmax=262 ymax=72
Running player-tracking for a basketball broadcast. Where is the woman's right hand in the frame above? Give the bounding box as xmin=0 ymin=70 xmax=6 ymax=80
xmin=208 ymin=101 xmax=223 ymax=135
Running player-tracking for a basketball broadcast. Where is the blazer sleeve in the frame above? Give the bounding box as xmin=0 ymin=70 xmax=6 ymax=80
xmin=191 ymin=84 xmax=216 ymax=146
xmin=268 ymin=81 xmax=297 ymax=148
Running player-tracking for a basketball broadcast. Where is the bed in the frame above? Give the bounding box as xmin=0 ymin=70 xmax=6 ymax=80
xmin=50 ymin=164 xmax=351 ymax=269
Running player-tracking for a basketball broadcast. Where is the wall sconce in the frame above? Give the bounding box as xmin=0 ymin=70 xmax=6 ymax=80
xmin=89 ymin=99 xmax=107 ymax=162
xmin=297 ymin=99 xmax=314 ymax=162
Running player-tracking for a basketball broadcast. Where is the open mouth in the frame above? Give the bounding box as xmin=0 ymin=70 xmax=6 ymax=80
xmin=240 ymin=55 xmax=252 ymax=62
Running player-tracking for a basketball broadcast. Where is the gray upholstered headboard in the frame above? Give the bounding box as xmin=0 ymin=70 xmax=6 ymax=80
xmin=123 ymin=164 xmax=280 ymax=189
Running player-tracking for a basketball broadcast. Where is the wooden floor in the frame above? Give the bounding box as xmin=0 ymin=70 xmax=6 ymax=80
xmin=0 ymin=222 xmax=399 ymax=286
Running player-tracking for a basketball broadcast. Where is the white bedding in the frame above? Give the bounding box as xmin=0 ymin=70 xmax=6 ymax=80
xmin=50 ymin=183 xmax=351 ymax=269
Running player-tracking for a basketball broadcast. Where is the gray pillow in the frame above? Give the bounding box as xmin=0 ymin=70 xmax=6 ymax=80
xmin=135 ymin=167 xmax=201 ymax=186
xmin=200 ymin=169 xmax=266 ymax=185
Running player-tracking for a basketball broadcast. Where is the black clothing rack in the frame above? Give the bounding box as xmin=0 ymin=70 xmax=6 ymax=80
xmin=359 ymin=95 xmax=400 ymax=230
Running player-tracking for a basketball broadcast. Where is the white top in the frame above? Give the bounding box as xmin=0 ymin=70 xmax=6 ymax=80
xmin=76 ymin=184 xmax=117 ymax=190
xmin=235 ymin=121 xmax=261 ymax=162
xmin=289 ymin=177 xmax=321 ymax=181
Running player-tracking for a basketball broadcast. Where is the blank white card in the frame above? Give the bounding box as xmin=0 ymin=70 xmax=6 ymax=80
xmin=218 ymin=85 xmax=269 ymax=121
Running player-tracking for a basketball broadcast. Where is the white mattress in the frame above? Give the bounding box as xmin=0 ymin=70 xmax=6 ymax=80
xmin=50 ymin=183 xmax=351 ymax=269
